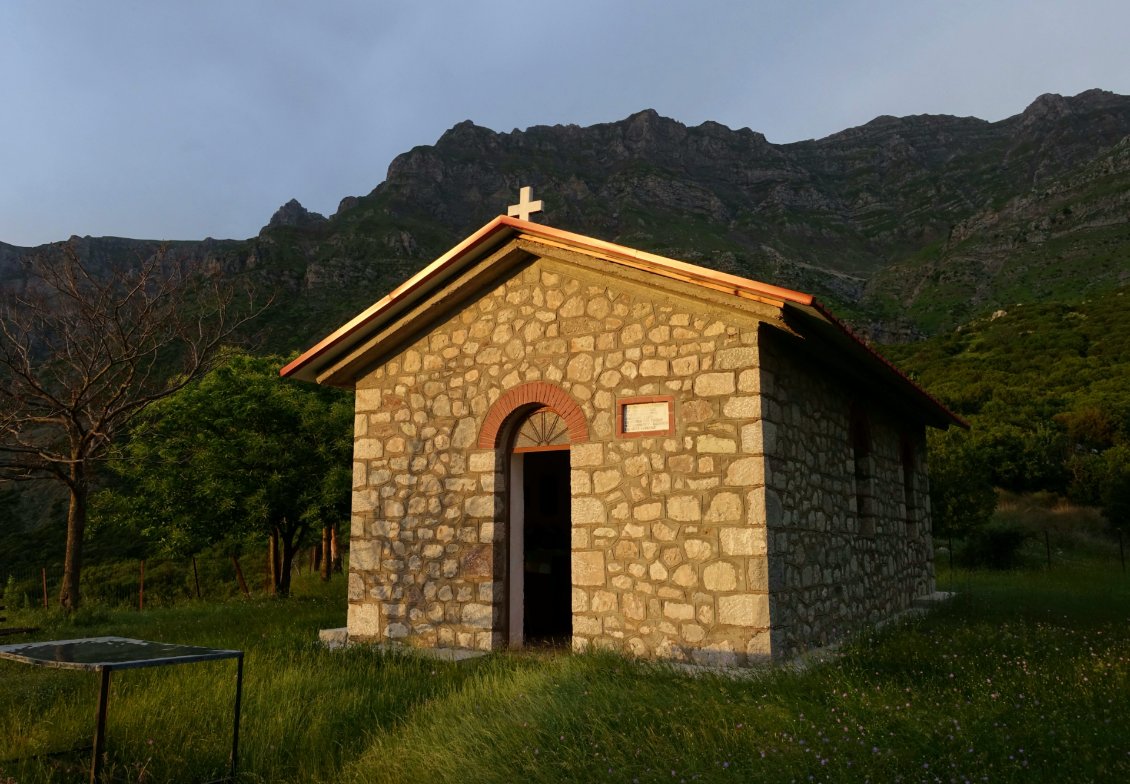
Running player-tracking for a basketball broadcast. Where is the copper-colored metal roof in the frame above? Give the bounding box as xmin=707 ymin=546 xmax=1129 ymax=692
xmin=280 ymin=215 xmax=964 ymax=429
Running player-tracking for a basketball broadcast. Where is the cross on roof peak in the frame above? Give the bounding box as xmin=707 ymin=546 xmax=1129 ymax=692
xmin=507 ymin=186 xmax=544 ymax=222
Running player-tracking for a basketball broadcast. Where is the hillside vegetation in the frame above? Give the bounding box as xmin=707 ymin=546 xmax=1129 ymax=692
xmin=885 ymin=285 xmax=1130 ymax=514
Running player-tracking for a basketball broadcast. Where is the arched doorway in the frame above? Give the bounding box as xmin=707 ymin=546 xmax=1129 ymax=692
xmin=507 ymin=407 xmax=572 ymax=647
xmin=478 ymin=382 xmax=589 ymax=649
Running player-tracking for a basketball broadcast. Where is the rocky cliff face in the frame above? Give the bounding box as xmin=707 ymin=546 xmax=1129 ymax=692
xmin=4 ymin=89 xmax=1129 ymax=345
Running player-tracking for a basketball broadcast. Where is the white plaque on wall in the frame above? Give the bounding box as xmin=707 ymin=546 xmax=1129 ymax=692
xmin=622 ymin=401 xmax=671 ymax=434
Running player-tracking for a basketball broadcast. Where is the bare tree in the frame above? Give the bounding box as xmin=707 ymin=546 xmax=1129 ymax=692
xmin=0 ymin=243 xmax=264 ymax=610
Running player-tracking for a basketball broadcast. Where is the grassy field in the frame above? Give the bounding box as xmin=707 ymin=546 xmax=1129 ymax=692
xmin=2 ymin=563 xmax=1128 ymax=783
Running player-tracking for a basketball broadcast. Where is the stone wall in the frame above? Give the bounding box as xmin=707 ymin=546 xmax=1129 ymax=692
xmin=759 ymin=331 xmax=935 ymax=658
xmin=348 ymin=252 xmax=779 ymax=664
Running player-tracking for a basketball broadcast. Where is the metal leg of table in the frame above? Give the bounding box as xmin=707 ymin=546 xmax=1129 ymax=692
xmin=229 ymin=653 xmax=244 ymax=782
xmin=91 ymin=667 xmax=112 ymax=784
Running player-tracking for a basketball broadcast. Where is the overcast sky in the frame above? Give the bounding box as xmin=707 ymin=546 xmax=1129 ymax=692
xmin=2 ymin=0 xmax=1127 ymax=247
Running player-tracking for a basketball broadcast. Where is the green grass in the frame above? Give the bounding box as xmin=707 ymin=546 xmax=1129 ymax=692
xmin=2 ymin=565 xmax=1128 ymax=783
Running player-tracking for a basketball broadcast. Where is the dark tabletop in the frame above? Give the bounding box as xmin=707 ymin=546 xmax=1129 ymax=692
xmin=0 ymin=636 xmax=241 ymax=671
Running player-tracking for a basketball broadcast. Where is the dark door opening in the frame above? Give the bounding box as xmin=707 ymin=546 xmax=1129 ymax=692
xmin=521 ymin=450 xmax=572 ymax=644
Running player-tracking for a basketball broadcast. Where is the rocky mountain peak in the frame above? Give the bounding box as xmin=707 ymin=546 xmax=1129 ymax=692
xmin=435 ymin=120 xmax=499 ymax=149
xmin=1020 ymin=92 xmax=1073 ymax=124
xmin=263 ymin=199 xmax=327 ymax=233
xmin=622 ymin=109 xmax=686 ymax=145
xmin=1016 ymin=89 xmax=1127 ymax=129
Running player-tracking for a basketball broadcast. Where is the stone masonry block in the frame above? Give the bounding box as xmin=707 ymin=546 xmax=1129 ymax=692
xmin=717 ymin=593 xmax=769 ymax=627
xmin=737 ymin=369 xmax=760 ymax=393
xmin=724 ymin=457 xmax=764 ymax=487
xmin=593 ymin=469 xmax=622 ymax=493
xmin=348 ymin=573 xmax=364 ymax=601
xmin=464 ymin=495 xmax=496 ymax=518
xmin=693 ymin=372 xmax=736 ymax=396
xmin=703 ymin=561 xmax=738 ymax=591
xmin=573 ymin=497 xmax=606 ymax=525
xmin=354 ymin=438 xmax=383 ymax=460
xmin=697 ymin=435 xmax=737 ymax=453
xmin=452 ymin=417 xmax=478 ymax=449
xmin=720 ymin=526 xmax=766 ymax=556
xmin=705 ymin=492 xmax=743 ymax=522
xmin=573 ymin=551 xmax=606 ymax=586
xmin=667 ymin=496 xmax=701 ymax=521
xmin=747 ymin=556 xmax=769 ymax=591
xmin=350 ymin=540 xmax=380 ymax=571
xmin=348 ymin=602 xmax=382 ymax=638
xmin=715 ymin=346 xmax=756 ymax=370
xmin=355 ymin=387 xmax=381 ymax=412
xmin=468 ymin=451 xmax=496 ymax=473
xmin=571 ymin=470 xmax=592 ymax=495
xmin=663 ymin=601 xmax=695 ymax=620
xmin=571 ymin=442 xmax=604 ymax=467
xmin=461 ymin=603 xmax=493 ymax=629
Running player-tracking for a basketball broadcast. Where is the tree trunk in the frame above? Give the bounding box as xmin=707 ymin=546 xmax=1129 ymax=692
xmin=267 ymin=530 xmax=280 ymax=595
xmin=331 ymin=525 xmax=343 ymax=573
xmin=58 ymin=461 xmax=86 ymax=611
xmin=320 ymin=525 xmax=332 ymax=582
xmin=278 ymin=532 xmax=298 ymax=597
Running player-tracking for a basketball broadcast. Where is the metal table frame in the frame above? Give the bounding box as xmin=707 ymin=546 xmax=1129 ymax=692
xmin=0 ymin=636 xmax=244 ymax=784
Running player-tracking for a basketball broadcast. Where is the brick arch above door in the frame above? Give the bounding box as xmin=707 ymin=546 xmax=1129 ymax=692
xmin=477 ymin=381 xmax=589 ymax=449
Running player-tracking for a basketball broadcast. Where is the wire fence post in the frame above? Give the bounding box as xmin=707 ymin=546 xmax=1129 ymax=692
xmin=139 ymin=559 xmax=146 ymax=612
xmin=1044 ymin=530 xmax=1052 ymax=570
xmin=41 ymin=567 xmax=49 ymax=609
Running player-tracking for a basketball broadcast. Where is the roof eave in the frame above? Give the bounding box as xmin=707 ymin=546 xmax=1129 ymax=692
xmin=784 ymin=300 xmax=968 ymax=430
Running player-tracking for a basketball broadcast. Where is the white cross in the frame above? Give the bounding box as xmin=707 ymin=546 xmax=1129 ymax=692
xmin=507 ymin=186 xmax=544 ymax=221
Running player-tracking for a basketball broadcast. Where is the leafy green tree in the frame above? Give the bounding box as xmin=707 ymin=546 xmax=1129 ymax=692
xmin=98 ymin=352 xmax=351 ymax=596
xmin=927 ymin=428 xmax=997 ymax=540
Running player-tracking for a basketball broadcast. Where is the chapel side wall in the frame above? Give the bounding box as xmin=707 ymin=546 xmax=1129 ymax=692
xmin=347 ymin=257 xmax=775 ymax=664
xmin=759 ymin=331 xmax=934 ymax=658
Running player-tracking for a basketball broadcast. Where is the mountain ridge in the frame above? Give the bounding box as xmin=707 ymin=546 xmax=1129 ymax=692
xmin=4 ymin=88 xmax=1129 ymax=345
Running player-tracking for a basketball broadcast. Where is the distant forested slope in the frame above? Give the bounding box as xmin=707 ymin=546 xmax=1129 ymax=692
xmin=885 ymin=286 xmax=1130 ymax=506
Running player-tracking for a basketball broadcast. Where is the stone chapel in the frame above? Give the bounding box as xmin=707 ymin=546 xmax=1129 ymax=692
xmin=282 ymin=210 xmax=964 ymax=665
